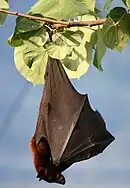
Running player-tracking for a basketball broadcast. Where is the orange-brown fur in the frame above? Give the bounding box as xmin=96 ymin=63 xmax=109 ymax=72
xmin=29 ymin=136 xmax=65 ymax=184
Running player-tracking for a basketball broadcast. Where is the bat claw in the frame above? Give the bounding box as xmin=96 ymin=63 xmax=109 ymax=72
xmin=36 ymin=174 xmax=40 ymax=178
xmin=36 ymin=172 xmax=43 ymax=180
xmin=39 ymin=177 xmax=43 ymax=181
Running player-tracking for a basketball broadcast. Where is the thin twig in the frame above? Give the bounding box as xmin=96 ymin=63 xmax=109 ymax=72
xmin=0 ymin=9 xmax=106 ymax=30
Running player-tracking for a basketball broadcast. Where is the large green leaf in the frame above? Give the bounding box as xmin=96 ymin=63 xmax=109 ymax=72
xmin=0 ymin=0 xmax=8 ymax=9
xmin=8 ymin=27 xmax=48 ymax=47
xmin=0 ymin=0 xmax=9 ymax=26
xmin=52 ymin=30 xmax=84 ymax=49
xmin=45 ymin=42 xmax=72 ymax=60
xmin=102 ymin=7 xmax=130 ymax=51
xmin=73 ymin=45 xmax=87 ymax=61
xmin=62 ymin=53 xmax=80 ymax=71
xmin=61 ymin=43 xmax=92 ymax=79
xmin=122 ymin=0 xmax=130 ymax=9
xmin=63 ymin=60 xmax=89 ymax=79
xmin=93 ymin=30 xmax=106 ymax=71
xmin=77 ymin=15 xmax=98 ymax=43
xmin=29 ymin=0 xmax=95 ymax=20
xmin=62 ymin=45 xmax=86 ymax=70
xmin=8 ymin=32 xmax=24 ymax=47
xmin=45 ymin=29 xmax=86 ymax=60
xmin=14 ymin=40 xmax=48 ymax=85
xmin=8 ymin=15 xmax=46 ymax=47
xmin=15 ymin=16 xmax=44 ymax=33
xmin=84 ymin=0 xmax=95 ymax=12
xmin=85 ymin=42 xmax=93 ymax=64
xmin=47 ymin=26 xmax=91 ymax=79
xmin=61 ymin=30 xmax=84 ymax=46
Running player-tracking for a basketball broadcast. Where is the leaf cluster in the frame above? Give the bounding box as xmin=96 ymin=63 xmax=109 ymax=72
xmin=0 ymin=0 xmax=130 ymax=84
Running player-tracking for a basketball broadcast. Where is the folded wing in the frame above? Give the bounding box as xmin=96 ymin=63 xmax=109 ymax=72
xmin=35 ymin=57 xmax=115 ymax=169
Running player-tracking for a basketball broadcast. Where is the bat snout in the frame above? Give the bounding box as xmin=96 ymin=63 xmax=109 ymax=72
xmin=56 ymin=174 xmax=66 ymax=185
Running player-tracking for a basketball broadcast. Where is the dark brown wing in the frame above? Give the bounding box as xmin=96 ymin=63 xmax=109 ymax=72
xmin=59 ymin=98 xmax=115 ymax=169
xmin=35 ymin=57 xmax=86 ymax=165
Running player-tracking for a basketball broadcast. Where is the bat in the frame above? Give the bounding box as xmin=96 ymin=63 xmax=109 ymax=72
xmin=30 ymin=57 xmax=115 ymax=185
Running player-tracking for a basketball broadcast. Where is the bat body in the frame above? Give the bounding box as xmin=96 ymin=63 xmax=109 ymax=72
xmin=30 ymin=136 xmax=65 ymax=184
xmin=30 ymin=58 xmax=115 ymax=184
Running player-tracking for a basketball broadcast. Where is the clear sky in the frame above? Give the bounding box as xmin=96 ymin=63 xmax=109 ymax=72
xmin=0 ymin=0 xmax=130 ymax=188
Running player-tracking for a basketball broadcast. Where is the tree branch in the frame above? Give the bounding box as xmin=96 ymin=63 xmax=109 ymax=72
xmin=0 ymin=9 xmax=106 ymax=30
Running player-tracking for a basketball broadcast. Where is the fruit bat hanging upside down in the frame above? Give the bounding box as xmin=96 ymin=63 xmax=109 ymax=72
xmin=29 ymin=57 xmax=115 ymax=185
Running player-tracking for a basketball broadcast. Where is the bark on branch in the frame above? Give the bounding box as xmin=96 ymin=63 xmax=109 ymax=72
xmin=0 ymin=9 xmax=106 ymax=30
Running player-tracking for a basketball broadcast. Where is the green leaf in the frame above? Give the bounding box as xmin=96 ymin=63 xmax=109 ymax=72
xmin=63 ymin=60 xmax=89 ymax=79
xmin=0 ymin=0 xmax=9 ymax=26
xmin=15 ymin=16 xmax=44 ymax=33
xmin=85 ymin=42 xmax=93 ymax=64
xmin=45 ymin=42 xmax=72 ymax=60
xmin=83 ymin=0 xmax=95 ymax=12
xmin=29 ymin=0 xmax=95 ymax=20
xmin=0 ymin=0 xmax=8 ymax=9
xmin=102 ymin=7 xmax=129 ymax=51
xmin=108 ymin=7 xmax=127 ymax=21
xmin=53 ymin=15 xmax=97 ymax=50
xmin=94 ymin=8 xmax=102 ymax=18
xmin=122 ymin=0 xmax=130 ymax=9
xmin=62 ymin=56 xmax=80 ymax=71
xmin=93 ymin=30 xmax=106 ymax=71
xmin=61 ymin=43 xmax=91 ymax=79
xmin=73 ymin=45 xmax=87 ymax=61
xmin=77 ymin=15 xmax=99 ymax=43
xmin=89 ymin=31 xmax=97 ymax=47
xmin=102 ymin=0 xmax=113 ymax=11
xmin=14 ymin=40 xmax=48 ymax=85
xmin=8 ymin=27 xmax=48 ymax=47
xmin=61 ymin=30 xmax=84 ymax=46
xmin=62 ymin=43 xmax=91 ymax=70
xmin=8 ymin=33 xmax=24 ymax=47
xmin=7 ymin=14 xmax=46 ymax=47
xmin=52 ymin=30 xmax=84 ymax=48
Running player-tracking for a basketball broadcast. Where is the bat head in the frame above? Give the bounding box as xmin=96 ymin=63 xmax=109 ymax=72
xmin=36 ymin=164 xmax=66 ymax=185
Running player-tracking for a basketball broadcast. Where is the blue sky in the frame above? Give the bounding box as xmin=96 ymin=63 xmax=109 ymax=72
xmin=0 ymin=0 xmax=130 ymax=188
